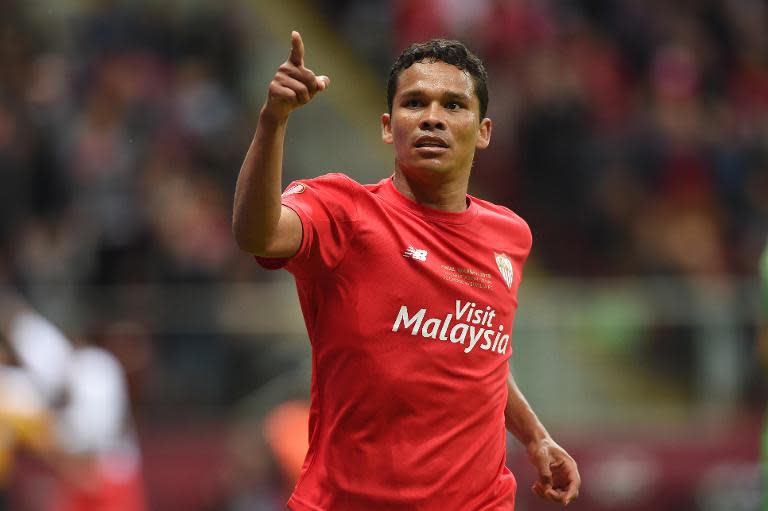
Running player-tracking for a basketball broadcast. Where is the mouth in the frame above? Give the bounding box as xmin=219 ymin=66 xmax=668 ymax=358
xmin=414 ymin=136 xmax=449 ymax=149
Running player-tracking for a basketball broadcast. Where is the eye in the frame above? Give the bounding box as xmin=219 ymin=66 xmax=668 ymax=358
xmin=445 ymin=101 xmax=462 ymax=110
xmin=404 ymin=99 xmax=422 ymax=108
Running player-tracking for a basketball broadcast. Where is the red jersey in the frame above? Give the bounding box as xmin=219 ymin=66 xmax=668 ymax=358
xmin=257 ymin=174 xmax=532 ymax=511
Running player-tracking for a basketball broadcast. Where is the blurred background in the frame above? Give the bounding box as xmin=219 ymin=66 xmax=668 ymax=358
xmin=0 ymin=0 xmax=766 ymax=509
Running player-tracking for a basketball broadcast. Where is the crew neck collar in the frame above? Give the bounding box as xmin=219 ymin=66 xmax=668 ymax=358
xmin=378 ymin=175 xmax=478 ymax=225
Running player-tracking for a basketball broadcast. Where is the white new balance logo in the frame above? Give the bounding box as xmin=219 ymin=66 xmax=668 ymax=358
xmin=403 ymin=246 xmax=428 ymax=262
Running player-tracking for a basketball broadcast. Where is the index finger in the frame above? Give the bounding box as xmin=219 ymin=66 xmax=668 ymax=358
xmin=290 ymin=31 xmax=304 ymax=67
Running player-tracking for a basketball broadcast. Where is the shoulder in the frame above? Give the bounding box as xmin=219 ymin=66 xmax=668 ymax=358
xmin=471 ymin=197 xmax=533 ymax=246
xmin=289 ymin=172 xmax=361 ymax=192
xmin=471 ymin=196 xmax=531 ymax=231
xmin=285 ymin=173 xmax=368 ymax=203
xmin=282 ymin=173 xmax=366 ymax=224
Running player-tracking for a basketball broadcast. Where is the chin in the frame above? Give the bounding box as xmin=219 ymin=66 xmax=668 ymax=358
xmin=396 ymin=154 xmax=458 ymax=176
xmin=405 ymin=162 xmax=456 ymax=177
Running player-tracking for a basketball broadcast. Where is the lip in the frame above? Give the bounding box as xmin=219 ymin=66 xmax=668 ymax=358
xmin=414 ymin=145 xmax=448 ymax=156
xmin=413 ymin=135 xmax=449 ymax=149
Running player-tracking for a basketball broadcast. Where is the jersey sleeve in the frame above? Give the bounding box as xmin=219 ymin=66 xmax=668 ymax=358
xmin=255 ymin=173 xmax=358 ymax=279
xmin=512 ymin=214 xmax=534 ymax=290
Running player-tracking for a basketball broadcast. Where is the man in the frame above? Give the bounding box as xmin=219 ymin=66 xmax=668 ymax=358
xmin=233 ymin=32 xmax=580 ymax=510
xmin=0 ymin=293 xmax=145 ymax=511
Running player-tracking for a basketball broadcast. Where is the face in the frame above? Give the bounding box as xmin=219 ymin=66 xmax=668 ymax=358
xmin=382 ymin=61 xmax=491 ymax=179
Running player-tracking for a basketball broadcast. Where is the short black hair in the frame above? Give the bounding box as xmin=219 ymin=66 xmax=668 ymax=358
xmin=387 ymin=39 xmax=489 ymax=119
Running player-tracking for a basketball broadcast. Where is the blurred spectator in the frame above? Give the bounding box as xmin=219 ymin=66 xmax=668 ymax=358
xmin=1 ymin=0 xmax=763 ymax=402
xmin=388 ymin=0 xmax=768 ymax=277
xmin=0 ymin=342 xmax=51 ymax=511
xmin=1 ymin=1 xmax=767 ymax=508
xmin=0 ymin=293 xmax=145 ymax=511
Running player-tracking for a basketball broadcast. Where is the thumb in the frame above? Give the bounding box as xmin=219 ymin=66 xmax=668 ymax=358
xmin=316 ymin=75 xmax=330 ymax=91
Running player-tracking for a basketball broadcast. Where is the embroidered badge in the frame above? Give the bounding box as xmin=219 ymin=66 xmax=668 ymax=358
xmin=494 ymin=252 xmax=514 ymax=289
xmin=282 ymin=183 xmax=306 ymax=196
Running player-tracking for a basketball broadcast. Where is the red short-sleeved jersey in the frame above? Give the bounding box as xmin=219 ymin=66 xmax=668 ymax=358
xmin=257 ymin=173 xmax=532 ymax=511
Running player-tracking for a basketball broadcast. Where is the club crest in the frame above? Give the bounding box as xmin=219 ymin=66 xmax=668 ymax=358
xmin=282 ymin=183 xmax=306 ymax=196
xmin=494 ymin=252 xmax=514 ymax=289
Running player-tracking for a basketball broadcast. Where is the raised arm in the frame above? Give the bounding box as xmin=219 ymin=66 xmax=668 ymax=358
xmin=0 ymin=292 xmax=73 ymax=400
xmin=232 ymin=31 xmax=330 ymax=257
xmin=505 ymin=370 xmax=580 ymax=506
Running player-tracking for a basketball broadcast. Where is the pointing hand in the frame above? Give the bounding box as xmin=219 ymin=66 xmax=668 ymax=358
xmin=263 ymin=31 xmax=331 ymax=121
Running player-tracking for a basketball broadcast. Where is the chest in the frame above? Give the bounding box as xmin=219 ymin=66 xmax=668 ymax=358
xmin=348 ymin=204 xmax=522 ymax=294
xmin=335 ymin=203 xmax=527 ymax=350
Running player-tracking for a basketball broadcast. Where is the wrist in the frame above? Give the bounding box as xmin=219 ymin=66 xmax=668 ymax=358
xmin=259 ymin=105 xmax=290 ymax=128
xmin=521 ymin=429 xmax=552 ymax=452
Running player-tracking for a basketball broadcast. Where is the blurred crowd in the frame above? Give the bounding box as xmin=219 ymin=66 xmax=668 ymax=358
xmin=3 ymin=0 xmax=766 ymax=297
xmin=0 ymin=0 xmax=764 ymax=415
xmin=326 ymin=0 xmax=768 ymax=276
xmin=0 ymin=1 xmax=254 ymax=288
xmin=1 ymin=1 xmax=766 ymax=509
xmin=0 ymin=0 xmax=270 ymax=412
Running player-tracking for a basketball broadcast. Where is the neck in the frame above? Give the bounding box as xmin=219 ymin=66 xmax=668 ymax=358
xmin=392 ymin=168 xmax=470 ymax=213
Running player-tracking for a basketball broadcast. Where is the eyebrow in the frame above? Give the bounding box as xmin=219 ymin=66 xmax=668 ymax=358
xmin=399 ymin=89 xmax=473 ymax=103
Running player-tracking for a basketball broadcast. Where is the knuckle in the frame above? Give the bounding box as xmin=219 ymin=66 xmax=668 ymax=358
xmin=277 ymin=66 xmax=295 ymax=79
xmin=272 ymin=74 xmax=286 ymax=87
xmin=300 ymin=78 xmax=316 ymax=92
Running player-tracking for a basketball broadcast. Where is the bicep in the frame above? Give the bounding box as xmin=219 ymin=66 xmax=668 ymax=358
xmin=259 ymin=205 xmax=303 ymax=258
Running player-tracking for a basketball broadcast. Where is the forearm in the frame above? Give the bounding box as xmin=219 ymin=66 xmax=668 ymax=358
xmin=232 ymin=109 xmax=289 ymax=253
xmin=504 ymin=371 xmax=551 ymax=448
xmin=506 ymin=370 xmax=581 ymax=504
xmin=233 ymin=32 xmax=328 ymax=256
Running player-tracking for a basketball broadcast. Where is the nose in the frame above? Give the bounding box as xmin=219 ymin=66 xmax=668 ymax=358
xmin=419 ymin=102 xmax=446 ymax=131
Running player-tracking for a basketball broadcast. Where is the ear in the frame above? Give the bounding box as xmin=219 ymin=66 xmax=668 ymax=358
xmin=381 ymin=113 xmax=393 ymax=145
xmin=476 ymin=117 xmax=492 ymax=150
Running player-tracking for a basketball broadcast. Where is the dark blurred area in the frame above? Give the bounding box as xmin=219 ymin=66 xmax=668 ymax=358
xmin=0 ymin=0 xmax=766 ymax=510
xmin=382 ymin=0 xmax=768 ymax=278
xmin=0 ymin=0 xmax=263 ymax=406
